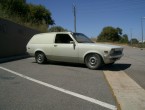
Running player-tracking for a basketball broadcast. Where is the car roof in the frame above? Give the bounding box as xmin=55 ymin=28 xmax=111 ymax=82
xmin=36 ymin=32 xmax=73 ymax=35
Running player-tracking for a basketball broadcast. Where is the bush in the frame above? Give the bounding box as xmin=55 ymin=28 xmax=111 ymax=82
xmin=48 ymin=26 xmax=68 ymax=32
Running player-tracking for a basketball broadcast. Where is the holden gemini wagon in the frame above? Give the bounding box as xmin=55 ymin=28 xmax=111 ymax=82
xmin=26 ymin=32 xmax=123 ymax=69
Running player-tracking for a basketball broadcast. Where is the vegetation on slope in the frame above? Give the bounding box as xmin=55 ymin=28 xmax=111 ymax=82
xmin=0 ymin=0 xmax=54 ymax=32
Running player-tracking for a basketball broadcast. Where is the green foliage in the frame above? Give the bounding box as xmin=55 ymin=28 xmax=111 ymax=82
xmin=0 ymin=0 xmax=54 ymax=32
xmin=116 ymin=27 xmax=122 ymax=35
xmin=130 ymin=38 xmax=139 ymax=44
xmin=97 ymin=26 xmax=129 ymax=43
xmin=48 ymin=26 xmax=68 ymax=32
xmin=119 ymin=34 xmax=129 ymax=43
xmin=28 ymin=4 xmax=54 ymax=25
xmin=97 ymin=26 xmax=121 ymax=42
xmin=0 ymin=0 xmax=27 ymax=16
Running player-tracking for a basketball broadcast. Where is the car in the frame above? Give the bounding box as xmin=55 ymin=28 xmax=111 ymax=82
xmin=26 ymin=32 xmax=123 ymax=69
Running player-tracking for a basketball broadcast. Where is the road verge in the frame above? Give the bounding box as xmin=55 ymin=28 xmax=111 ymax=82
xmin=104 ymin=70 xmax=145 ymax=110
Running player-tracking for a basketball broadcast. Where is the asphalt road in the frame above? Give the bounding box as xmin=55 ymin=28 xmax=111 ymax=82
xmin=118 ymin=46 xmax=145 ymax=89
xmin=0 ymin=58 xmax=117 ymax=110
xmin=0 ymin=46 xmax=145 ymax=110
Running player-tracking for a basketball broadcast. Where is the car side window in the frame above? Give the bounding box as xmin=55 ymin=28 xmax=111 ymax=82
xmin=55 ymin=34 xmax=73 ymax=44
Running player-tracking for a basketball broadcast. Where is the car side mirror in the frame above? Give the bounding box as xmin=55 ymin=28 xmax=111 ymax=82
xmin=70 ymin=41 xmax=76 ymax=49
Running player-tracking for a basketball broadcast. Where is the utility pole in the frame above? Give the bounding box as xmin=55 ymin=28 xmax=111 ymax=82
xmin=130 ymin=29 xmax=132 ymax=46
xmin=73 ymin=4 xmax=76 ymax=32
xmin=141 ymin=17 xmax=145 ymax=49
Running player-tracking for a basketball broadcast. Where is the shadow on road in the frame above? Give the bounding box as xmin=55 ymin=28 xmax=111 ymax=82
xmin=33 ymin=61 xmax=131 ymax=71
xmin=33 ymin=61 xmax=87 ymax=68
xmin=100 ymin=63 xmax=131 ymax=71
xmin=0 ymin=55 xmax=29 ymax=64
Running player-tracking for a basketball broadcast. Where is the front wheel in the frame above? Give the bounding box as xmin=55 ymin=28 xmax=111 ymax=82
xmin=85 ymin=54 xmax=102 ymax=70
xmin=35 ymin=52 xmax=47 ymax=64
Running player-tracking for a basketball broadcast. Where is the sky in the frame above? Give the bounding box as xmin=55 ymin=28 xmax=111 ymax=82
xmin=27 ymin=0 xmax=145 ymax=41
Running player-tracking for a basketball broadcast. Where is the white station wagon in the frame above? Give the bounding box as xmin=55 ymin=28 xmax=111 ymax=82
xmin=26 ymin=32 xmax=123 ymax=69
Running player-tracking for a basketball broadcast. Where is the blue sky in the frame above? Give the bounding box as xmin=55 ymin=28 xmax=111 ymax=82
xmin=27 ymin=0 xmax=145 ymax=41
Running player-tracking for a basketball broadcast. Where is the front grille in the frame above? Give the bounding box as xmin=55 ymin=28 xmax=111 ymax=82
xmin=110 ymin=50 xmax=122 ymax=56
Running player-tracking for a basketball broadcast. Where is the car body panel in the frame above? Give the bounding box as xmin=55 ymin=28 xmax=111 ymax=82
xmin=50 ymin=43 xmax=79 ymax=63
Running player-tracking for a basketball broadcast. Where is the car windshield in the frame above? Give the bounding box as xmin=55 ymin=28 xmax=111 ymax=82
xmin=72 ymin=33 xmax=94 ymax=43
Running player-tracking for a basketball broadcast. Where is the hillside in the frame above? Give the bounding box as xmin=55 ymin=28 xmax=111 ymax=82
xmin=0 ymin=1 xmax=54 ymax=32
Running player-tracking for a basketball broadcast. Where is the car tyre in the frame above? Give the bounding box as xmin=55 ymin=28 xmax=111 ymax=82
xmin=85 ymin=54 xmax=102 ymax=70
xmin=35 ymin=52 xmax=47 ymax=64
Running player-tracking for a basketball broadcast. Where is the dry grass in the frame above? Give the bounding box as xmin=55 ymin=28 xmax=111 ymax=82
xmin=95 ymin=41 xmax=145 ymax=49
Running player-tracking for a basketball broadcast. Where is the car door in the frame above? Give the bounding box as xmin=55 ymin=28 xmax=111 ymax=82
xmin=51 ymin=34 xmax=79 ymax=63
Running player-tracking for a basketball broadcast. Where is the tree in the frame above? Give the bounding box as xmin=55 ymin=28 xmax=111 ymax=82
xmin=28 ymin=4 xmax=54 ymax=25
xmin=0 ymin=0 xmax=55 ymax=30
xmin=119 ymin=34 xmax=129 ymax=43
xmin=116 ymin=27 xmax=122 ymax=35
xmin=97 ymin=26 xmax=121 ymax=42
xmin=0 ymin=0 xmax=27 ymax=16
xmin=130 ymin=38 xmax=139 ymax=44
xmin=48 ymin=26 xmax=68 ymax=32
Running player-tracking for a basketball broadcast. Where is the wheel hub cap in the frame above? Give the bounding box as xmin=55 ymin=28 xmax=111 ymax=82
xmin=37 ymin=55 xmax=43 ymax=62
xmin=89 ymin=57 xmax=97 ymax=65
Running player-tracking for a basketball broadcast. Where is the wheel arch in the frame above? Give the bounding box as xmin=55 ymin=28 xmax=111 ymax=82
xmin=35 ymin=49 xmax=45 ymax=55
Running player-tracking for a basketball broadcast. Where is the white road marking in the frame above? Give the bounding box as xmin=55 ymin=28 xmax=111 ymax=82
xmin=0 ymin=66 xmax=117 ymax=110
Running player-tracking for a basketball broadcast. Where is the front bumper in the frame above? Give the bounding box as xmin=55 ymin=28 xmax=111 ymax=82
xmin=103 ymin=54 xmax=124 ymax=64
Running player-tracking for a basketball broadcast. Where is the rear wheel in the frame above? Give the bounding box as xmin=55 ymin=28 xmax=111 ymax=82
xmin=85 ymin=54 xmax=102 ymax=70
xmin=35 ymin=52 xmax=47 ymax=64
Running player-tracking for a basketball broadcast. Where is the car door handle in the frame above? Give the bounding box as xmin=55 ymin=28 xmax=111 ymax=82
xmin=54 ymin=45 xmax=57 ymax=47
